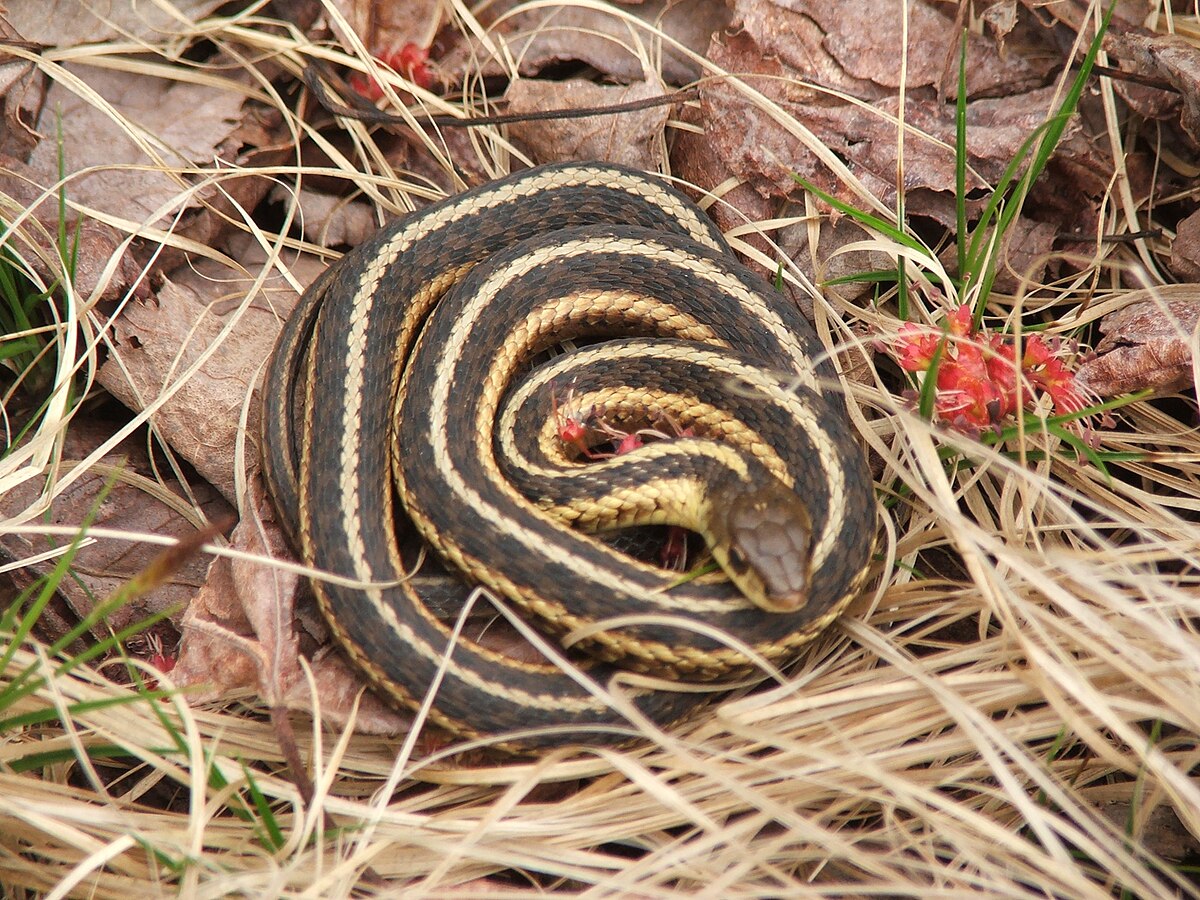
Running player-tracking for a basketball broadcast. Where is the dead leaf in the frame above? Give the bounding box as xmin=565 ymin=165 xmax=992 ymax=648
xmin=504 ymin=78 xmax=671 ymax=170
xmin=674 ymin=0 xmax=1132 ymax=294
xmin=1109 ymin=32 xmax=1200 ymax=146
xmin=1019 ymin=0 xmax=1158 ymax=38
xmin=1170 ymin=209 xmax=1200 ymax=282
xmin=173 ymin=481 xmax=286 ymax=702
xmin=737 ymin=0 xmax=1050 ymax=100
xmin=175 ymin=476 xmax=589 ymax=736
xmin=269 ymin=184 xmax=378 ymax=248
xmin=285 ymin=649 xmax=417 ymax=736
xmin=687 ymin=28 xmax=1068 ymax=224
xmin=981 ymin=1 xmax=1019 ymax=42
xmin=1076 ymin=288 xmax=1200 ymax=396
xmin=936 ymin=215 xmax=1060 ymax=294
xmin=671 ymin=102 xmax=780 ymax=262
xmin=96 ymin=239 xmax=327 ymax=502
xmin=0 ymin=26 xmax=41 ymax=158
xmin=438 ymin=0 xmax=730 ymax=87
xmin=3 ymin=0 xmax=230 ymax=47
xmin=174 ymin=475 xmax=414 ymax=735
xmin=25 ymin=64 xmax=286 ymax=273
xmin=0 ymin=416 xmax=233 ymax=646
xmin=0 ymin=155 xmax=150 ymax=303
xmin=1096 ymin=799 xmax=1197 ymax=863
xmin=323 ymin=0 xmax=442 ymax=65
xmin=1018 ymin=1 xmax=1198 ymax=142
xmin=170 ymin=527 xmax=260 ymax=701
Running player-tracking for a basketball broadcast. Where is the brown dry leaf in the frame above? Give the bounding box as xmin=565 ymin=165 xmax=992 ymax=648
xmin=1095 ymin=799 xmax=1196 ymax=863
xmin=324 ymin=0 xmax=442 ymax=60
xmin=0 ymin=155 xmax=150 ymax=303
xmin=174 ymin=476 xmax=413 ymax=735
xmin=1019 ymin=0 xmax=1196 ymax=140
xmin=1109 ymin=32 xmax=1200 ymax=146
xmin=738 ymin=0 xmax=1049 ymax=100
xmin=438 ymin=0 xmax=730 ymax=87
xmin=269 ymin=183 xmax=378 ymax=248
xmin=671 ymin=102 xmax=780 ymax=265
xmin=980 ymin=0 xmax=1019 ymax=42
xmin=3 ymin=0 xmax=229 ymax=46
xmin=0 ymin=417 xmax=233 ymax=645
xmin=674 ymin=30 xmax=811 ymax=203
xmin=1018 ymin=0 xmax=1157 ymax=36
xmin=700 ymin=12 xmax=1084 ymax=214
xmin=1076 ymin=287 xmax=1200 ymax=396
xmin=25 ymin=64 xmax=285 ymax=273
xmin=1170 ymin=208 xmax=1200 ymax=282
xmin=173 ymin=479 xmax=291 ymax=704
xmin=95 ymin=239 xmax=327 ymax=502
xmin=286 ymin=649 xmax=416 ymax=736
xmin=170 ymin=524 xmax=260 ymax=700
xmin=688 ymin=13 xmax=1079 ymax=221
xmin=673 ymin=99 xmax=886 ymax=304
xmin=936 ymin=215 xmax=1060 ymax=294
xmin=0 ymin=20 xmax=40 ymax=158
xmin=672 ymin=0 xmax=1123 ymax=293
xmin=504 ymin=78 xmax=671 ymax=170
xmin=176 ymin=481 xmax=545 ymax=735
xmin=993 ymin=217 xmax=1061 ymax=291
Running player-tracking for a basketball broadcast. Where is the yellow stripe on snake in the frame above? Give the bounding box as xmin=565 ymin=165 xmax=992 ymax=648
xmin=261 ymin=162 xmax=876 ymax=750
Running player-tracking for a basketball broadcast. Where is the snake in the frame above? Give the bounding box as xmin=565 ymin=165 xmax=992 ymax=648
xmin=260 ymin=161 xmax=876 ymax=750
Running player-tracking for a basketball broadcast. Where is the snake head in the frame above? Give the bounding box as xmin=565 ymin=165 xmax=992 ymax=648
xmin=710 ymin=485 xmax=814 ymax=612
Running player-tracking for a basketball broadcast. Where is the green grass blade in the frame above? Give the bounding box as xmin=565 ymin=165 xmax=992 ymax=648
xmin=968 ymin=2 xmax=1116 ymax=320
xmin=917 ymin=338 xmax=947 ymax=422
xmin=790 ymin=174 xmax=928 ymax=253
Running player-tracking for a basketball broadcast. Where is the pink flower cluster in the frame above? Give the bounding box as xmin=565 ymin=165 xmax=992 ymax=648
xmin=894 ymin=304 xmax=1088 ymax=436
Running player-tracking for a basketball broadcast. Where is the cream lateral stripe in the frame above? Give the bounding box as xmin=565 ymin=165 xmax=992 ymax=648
xmin=422 ymin=421 xmax=752 ymax=614
xmin=424 ymin=296 xmax=764 ymax=613
xmin=497 ymin=341 xmax=846 ymax=573
xmin=498 ymin=385 xmax=792 ymax=484
xmin=292 ymin=315 xmax=581 ymax=706
xmin=528 ymin=395 xmax=797 ymax=490
xmin=321 ymin=168 xmax=744 ymax=713
xmin=354 ymin=606 xmax=610 ymax=713
xmin=331 ymin=296 xmax=615 ymax=710
xmin=335 ymin=174 xmax=726 ymax=589
xmin=441 ymin=238 xmax=819 ymax=391
xmin=268 ymin=162 xmax=877 ymax=747
xmin=500 ymin=394 xmax=785 ymax=481
xmin=419 ymin=247 xmax=832 ymax=613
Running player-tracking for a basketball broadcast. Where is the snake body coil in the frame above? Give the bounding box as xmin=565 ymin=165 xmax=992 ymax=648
xmin=261 ymin=162 xmax=876 ymax=749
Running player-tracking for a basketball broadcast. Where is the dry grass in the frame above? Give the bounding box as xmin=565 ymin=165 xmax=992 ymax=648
xmin=1 ymin=1 xmax=1198 ymax=897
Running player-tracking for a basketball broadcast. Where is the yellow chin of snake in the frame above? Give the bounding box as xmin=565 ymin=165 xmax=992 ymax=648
xmin=705 ymin=482 xmax=816 ymax=612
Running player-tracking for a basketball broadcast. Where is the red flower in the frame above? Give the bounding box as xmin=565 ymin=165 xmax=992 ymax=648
xmin=891 ymin=305 xmax=1091 ymax=436
xmin=895 ymin=322 xmax=942 ymax=371
xmin=614 ymin=432 xmax=644 ymax=456
xmin=392 ymin=43 xmax=432 ymax=90
xmin=349 ymin=43 xmax=433 ymax=101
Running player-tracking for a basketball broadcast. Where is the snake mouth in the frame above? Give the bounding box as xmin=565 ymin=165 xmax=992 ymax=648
xmin=756 ymin=577 xmax=809 ymax=613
